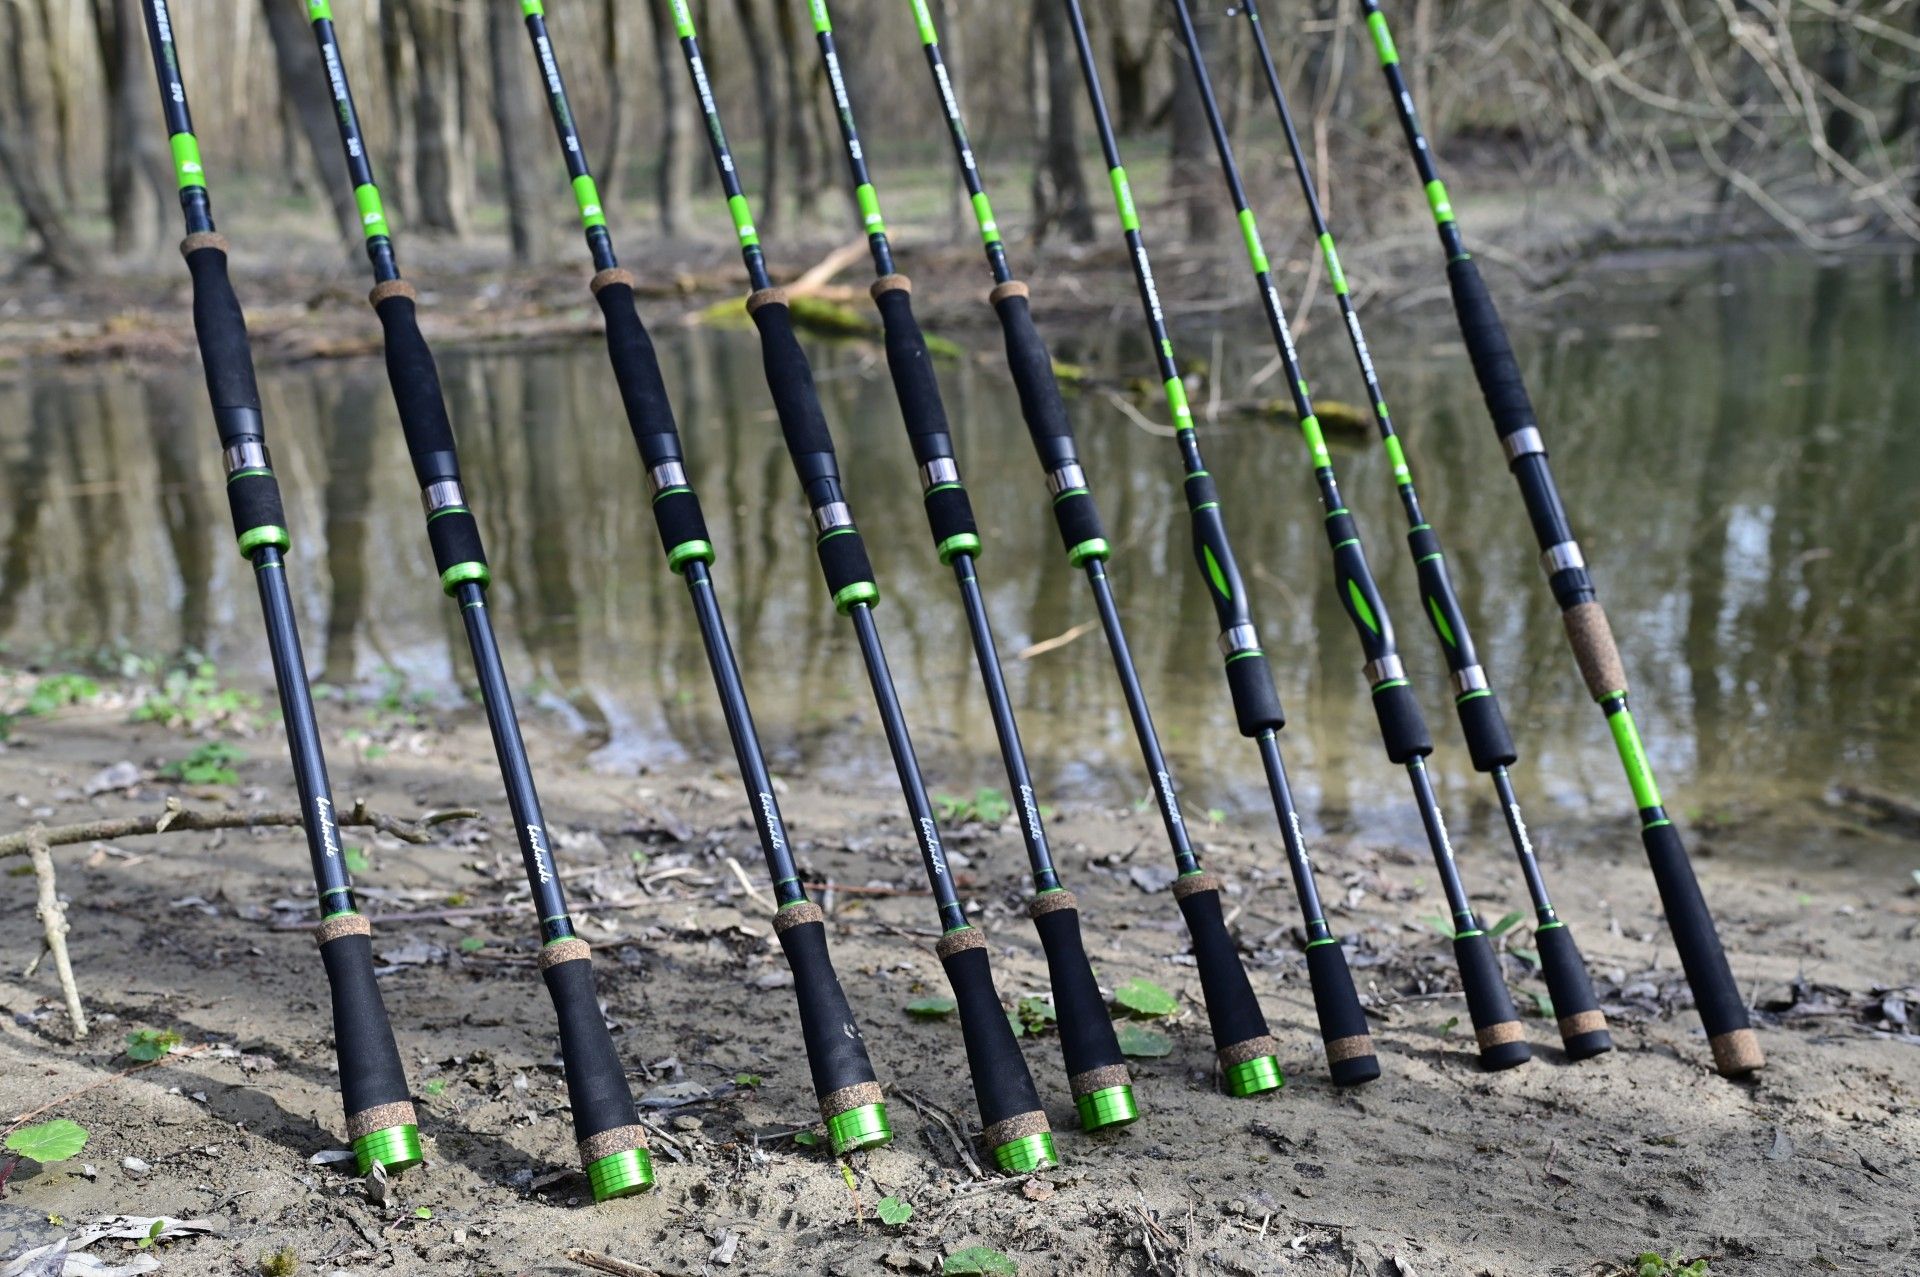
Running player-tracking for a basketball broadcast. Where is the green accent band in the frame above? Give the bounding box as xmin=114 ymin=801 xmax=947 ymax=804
xmin=521 ymin=1 xmax=545 ymax=15
xmin=1051 ymin=486 xmax=1089 ymax=505
xmin=585 ymin=1148 xmax=655 ymax=1202
xmin=1428 ymin=596 xmax=1457 ymax=647
xmin=808 ymin=0 xmax=831 ymax=32
xmin=833 ymin=581 xmax=879 ymax=615
xmin=1367 ymin=11 xmax=1399 ymax=64
xmin=1319 ymin=232 xmax=1348 ymax=295
xmin=666 ymin=540 xmax=715 ymax=573
xmin=1331 ymin=538 xmax=1360 ymax=551
xmin=1536 ymin=920 xmax=1565 ymax=931
xmin=1303 ymin=935 xmax=1338 ymax=948
xmin=1455 ymin=688 xmax=1491 ymax=703
xmin=971 ymin=192 xmax=1001 ymax=244
xmin=1384 ymin=435 xmax=1410 ymax=483
xmin=424 ymin=504 xmax=470 ymax=523
xmin=990 ymin=1132 xmax=1058 ymax=1174
xmin=571 ymin=174 xmax=607 ymax=229
xmin=1108 ymin=167 xmax=1139 ymax=232
xmin=354 ymin=183 xmax=389 ymax=240
xmin=1348 ymin=581 xmax=1381 ymax=635
xmin=352 ymin=1124 xmax=422 ymax=1176
xmin=1300 ymin=414 xmax=1330 ymax=466
xmin=1066 ymin=537 xmax=1110 ymax=567
xmin=1164 ymin=377 xmax=1193 ymax=430
xmin=1076 ymin=1085 xmax=1140 ymax=1131
xmin=669 ymin=0 xmax=694 ymax=38
xmin=1223 ymin=1054 xmax=1286 ymax=1097
xmin=236 ymin=525 xmax=290 ymax=556
xmin=855 ymin=183 xmax=884 ymax=235
xmin=1223 ymin=649 xmax=1263 ymax=665
xmin=910 ymin=0 xmax=937 ymax=43
xmin=1425 ymin=179 xmax=1455 ymax=225
xmin=1238 ymin=209 xmax=1269 ymax=274
xmin=1371 ymin=678 xmax=1409 ymax=691
xmin=727 ymin=193 xmax=759 ymax=246
xmin=825 ymin=1102 xmax=892 ymax=1154
xmin=306 ymin=1 xmax=334 ymax=19
xmin=936 ymin=532 xmax=981 ymax=565
xmin=225 ymin=468 xmax=272 ymax=484
xmin=817 ymin=526 xmax=856 ymax=543
xmin=169 ymin=134 xmax=205 ymax=191
xmin=1606 ymin=705 xmax=1664 ymax=810
xmin=440 ymin=561 xmax=491 ymax=596
xmin=1202 ymin=544 xmax=1231 ymax=600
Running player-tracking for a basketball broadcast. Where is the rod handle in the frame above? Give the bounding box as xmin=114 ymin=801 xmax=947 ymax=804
xmin=1173 ymin=875 xmax=1284 ymax=1093
xmin=539 ymin=941 xmax=653 ymax=1193
xmin=990 ymin=284 xmax=1110 ymax=567
xmin=1028 ymin=894 xmax=1132 ymax=1121
xmin=1443 ymin=255 xmax=1537 ymax=444
xmin=937 ymin=928 xmax=1055 ymax=1172
xmin=1534 ymin=923 xmax=1612 ymax=1059
xmin=1303 ymin=939 xmax=1381 ymax=1085
xmin=747 ymin=289 xmax=838 ymax=477
xmin=314 ymin=916 xmax=419 ymax=1171
xmin=1640 ymin=821 xmax=1763 ymax=1075
xmin=1452 ymin=931 xmax=1531 ymax=1070
xmin=872 ymin=278 xmax=979 ymax=561
xmin=774 ymin=905 xmax=888 ymax=1143
xmin=1454 ymin=691 xmax=1518 ymax=773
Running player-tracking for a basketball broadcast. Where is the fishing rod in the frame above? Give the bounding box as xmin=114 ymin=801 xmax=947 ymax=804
xmin=1355 ymin=0 xmax=1762 ymax=1076
xmin=1069 ymin=0 xmax=1391 ymax=1088
xmin=1161 ymin=0 xmax=1527 ymax=1071
xmin=297 ymin=1 xmax=653 ymax=1198
xmin=511 ymin=0 xmax=890 ymax=1157
xmin=134 ymin=0 xmax=420 ymax=1177
xmin=801 ymin=0 xmax=1134 ymax=1132
xmin=664 ymin=0 xmax=1055 ymax=1172
xmin=1232 ymin=0 xmax=1610 ymax=1060
xmin=904 ymin=0 xmax=1304 ymax=1095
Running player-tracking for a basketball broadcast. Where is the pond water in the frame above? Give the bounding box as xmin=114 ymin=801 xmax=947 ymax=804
xmin=2 ymin=249 xmax=1914 ymax=856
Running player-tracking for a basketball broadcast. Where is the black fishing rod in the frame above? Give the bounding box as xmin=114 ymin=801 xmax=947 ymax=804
xmin=1070 ymin=0 xmax=1389 ymax=1087
xmin=1356 ymin=0 xmax=1761 ymax=1076
xmin=134 ymin=0 xmax=420 ymax=1177
xmin=1162 ymin=0 xmax=1527 ymax=1071
xmin=904 ymin=0 xmax=1300 ymax=1097
xmin=1233 ymin=0 xmax=1610 ymax=1059
xmin=802 ymin=0 xmax=1134 ymax=1132
xmin=512 ymin=0 xmax=890 ymax=1157
xmin=664 ymin=0 xmax=1055 ymax=1172
xmin=297 ymin=1 xmax=652 ymax=1198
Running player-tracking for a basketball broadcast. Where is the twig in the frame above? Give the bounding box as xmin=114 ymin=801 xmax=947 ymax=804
xmin=25 ymin=829 xmax=86 ymax=1039
xmin=4 ymin=1044 xmax=212 ymax=1133
xmin=724 ymin=856 xmax=776 ymax=914
xmin=565 ymin=1249 xmax=661 ymax=1277
xmin=1 ymin=798 xmax=479 ymax=860
xmin=1015 ymin=620 xmax=1099 ymax=661
xmin=892 ymin=1088 xmax=983 ymax=1179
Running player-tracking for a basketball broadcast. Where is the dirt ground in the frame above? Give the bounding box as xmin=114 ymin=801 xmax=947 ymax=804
xmin=1 ymin=687 xmax=1916 ymax=1277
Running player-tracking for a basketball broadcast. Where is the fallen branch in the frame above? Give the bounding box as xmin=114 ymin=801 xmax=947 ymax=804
xmin=25 ymin=829 xmax=86 ymax=1038
xmin=4 ymin=1044 xmax=212 ymax=1132
xmin=1 ymin=798 xmax=479 ymax=860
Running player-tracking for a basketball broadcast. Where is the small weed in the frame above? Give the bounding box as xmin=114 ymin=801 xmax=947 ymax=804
xmin=876 ymin=1196 xmax=913 ymax=1226
xmin=1015 ymin=997 xmax=1057 ymax=1035
xmin=137 ymin=1219 xmax=166 ymax=1249
xmin=259 ymin=1245 xmax=299 ymax=1276
xmin=125 ymin=1028 xmax=182 ymax=1062
xmin=457 ymin=937 xmax=485 ymax=954
xmin=133 ymin=661 xmax=256 ymax=730
xmin=1112 ymin=978 xmax=1177 ymax=1018
xmin=24 ymin=674 xmax=101 ymax=716
xmin=935 ymin=788 xmax=1012 ymax=826
xmin=423 ymin=1080 xmax=449 ymax=1097
xmin=735 ymin=1072 xmax=762 ymax=1087
xmin=905 ymin=997 xmax=957 ymax=1019
xmin=342 ymin=846 xmax=372 ymax=876
xmin=1630 ymin=1253 xmax=1709 ymax=1277
xmin=3 ymin=1119 xmax=89 ymax=1164
xmin=162 ymin=741 xmax=245 ymax=786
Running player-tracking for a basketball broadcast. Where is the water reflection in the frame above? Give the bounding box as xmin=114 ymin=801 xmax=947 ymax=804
xmin=0 ymin=251 xmax=1913 ymax=854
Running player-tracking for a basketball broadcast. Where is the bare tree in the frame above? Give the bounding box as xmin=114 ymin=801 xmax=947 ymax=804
xmin=775 ymin=2 xmax=824 ymax=219
xmin=488 ymin=0 xmax=544 ymax=262
xmin=732 ymin=0 xmax=783 ymax=230
xmin=260 ymin=0 xmax=359 ymax=246
xmin=0 ymin=0 xmax=83 ymax=277
xmin=1031 ymin=0 xmax=1094 ymax=243
xmin=645 ymin=0 xmax=695 ymax=237
xmin=594 ymin=0 xmax=631 ymax=196
xmin=1168 ymin=3 xmax=1223 ymax=240
xmin=389 ymin=0 xmax=472 ymax=235
xmin=89 ymin=0 xmax=170 ymax=253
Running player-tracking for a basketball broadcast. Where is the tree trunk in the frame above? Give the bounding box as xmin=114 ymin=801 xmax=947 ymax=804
xmin=380 ymin=2 xmax=420 ymax=220
xmin=392 ymin=0 xmax=471 ymax=236
xmin=595 ymin=0 xmax=630 ymax=196
xmin=260 ymin=0 xmax=360 ymax=246
xmin=488 ymin=0 xmax=543 ymax=261
xmin=90 ymin=0 xmax=169 ymax=254
xmin=775 ymin=0 xmax=824 ymax=218
xmin=645 ymin=0 xmax=694 ymax=237
xmin=1110 ymin=24 xmax=1150 ymax=136
xmin=0 ymin=2 xmax=83 ymax=278
xmin=1168 ymin=5 xmax=1223 ymax=241
xmin=732 ymin=0 xmax=781 ymax=230
xmin=1032 ymin=0 xmax=1094 ymax=244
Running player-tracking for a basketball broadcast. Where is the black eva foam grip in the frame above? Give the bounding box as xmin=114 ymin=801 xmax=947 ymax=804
xmin=749 ymin=300 xmax=837 ymax=472
xmin=1445 ymin=256 xmax=1536 ymax=444
xmin=182 ymin=243 xmax=262 ymax=440
xmin=1225 ymin=654 xmax=1285 ymax=737
xmin=1175 ymin=883 xmax=1272 ymax=1056
xmin=226 ymin=473 xmax=286 ymax=542
xmin=1455 ymin=691 xmax=1517 ymax=772
xmin=1304 ymin=940 xmax=1380 ymax=1085
xmin=541 ymin=955 xmax=642 ymax=1147
xmin=1535 ymin=923 xmax=1612 ymax=1058
xmin=1640 ymin=820 xmax=1751 ymax=1041
xmin=425 ymin=510 xmax=488 ymax=580
xmin=991 ymin=291 xmax=1075 ymax=459
xmin=372 ymin=293 xmax=460 ymax=485
xmin=1032 ymin=905 xmax=1126 ymax=1082
xmin=922 ymin=484 xmax=978 ymax=552
xmin=593 ymin=280 xmax=680 ymax=450
xmin=318 ymin=931 xmax=413 ymax=1119
xmin=1453 ymin=930 xmax=1530 ymax=1069
xmin=940 ymin=944 xmax=1046 ymax=1130
xmin=777 ymin=919 xmax=881 ymax=1102
xmin=873 ymin=287 xmax=951 ymax=460
xmin=652 ymin=488 xmax=712 ymax=558
xmin=1050 ymin=490 xmax=1106 ymax=554
xmin=1370 ymin=679 xmax=1432 ymax=763
xmin=816 ymin=530 xmax=876 ymax=604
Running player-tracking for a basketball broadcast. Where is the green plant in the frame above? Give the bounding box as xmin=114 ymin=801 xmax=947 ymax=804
xmin=259 ymin=1245 xmax=298 ymax=1276
xmin=342 ymin=846 xmax=372 ymax=876
xmin=24 ymin=674 xmax=101 ymax=717
xmin=905 ymin=997 xmax=957 ymax=1019
xmin=734 ymin=1073 xmax=762 ymax=1087
xmin=943 ymin=1246 xmax=1017 ymax=1275
xmin=162 ymin=741 xmax=245 ymax=786
xmin=1631 ymin=1253 xmax=1709 ymax=1277
xmin=1112 ymin=978 xmax=1177 ymax=1018
xmin=1115 ymin=1023 xmax=1172 ymax=1057
xmin=1014 ymin=997 xmax=1056 ymax=1035
xmin=457 ymin=937 xmax=485 ymax=954
xmin=132 ymin=661 xmax=256 ymax=730
xmin=3 ymin=1119 xmax=89 ymax=1163
xmin=934 ymin=788 xmax=1012 ymax=826
xmin=137 ymin=1219 xmax=165 ymax=1249
xmin=124 ymin=1028 xmax=182 ymax=1062
xmin=876 ymin=1196 xmax=913 ymax=1226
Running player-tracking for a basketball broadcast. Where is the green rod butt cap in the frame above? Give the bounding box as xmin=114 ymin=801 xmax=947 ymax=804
xmin=936 ymin=532 xmax=981 ymax=566
xmin=825 ymin=1101 xmax=893 ymax=1155
xmin=832 ymin=581 xmax=880 ymax=615
xmin=1075 ymin=1085 xmax=1139 ymax=1131
xmin=586 ymin=1147 xmax=655 ymax=1202
xmin=1066 ymin=537 xmax=1111 ymax=567
xmin=1223 ymin=1054 xmax=1286 ymax=1097
xmin=352 ymin=1124 xmax=423 ymax=1176
xmin=990 ymin=1131 xmax=1059 ymax=1174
